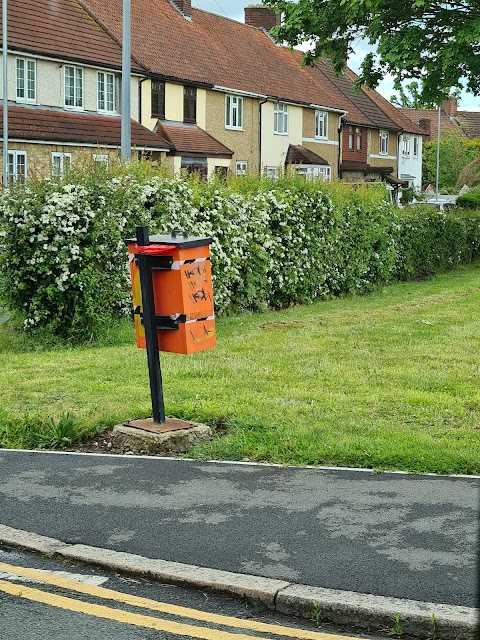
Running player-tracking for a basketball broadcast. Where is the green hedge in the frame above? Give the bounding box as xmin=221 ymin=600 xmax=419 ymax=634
xmin=1 ymin=165 xmax=479 ymax=341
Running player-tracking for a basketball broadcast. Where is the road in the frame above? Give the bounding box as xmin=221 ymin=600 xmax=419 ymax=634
xmin=0 ymin=450 xmax=477 ymax=608
xmin=0 ymin=546 xmax=381 ymax=640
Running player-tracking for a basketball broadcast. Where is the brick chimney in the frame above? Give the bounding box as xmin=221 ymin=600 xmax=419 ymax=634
xmin=442 ymin=97 xmax=458 ymax=117
xmin=172 ymin=0 xmax=191 ymax=18
xmin=418 ymin=118 xmax=431 ymax=136
xmin=244 ymin=4 xmax=281 ymax=30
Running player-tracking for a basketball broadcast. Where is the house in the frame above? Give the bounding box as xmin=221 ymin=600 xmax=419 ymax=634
xmin=0 ymin=0 xmax=171 ymax=181
xmin=1 ymin=0 xmax=423 ymax=186
xmin=401 ymin=98 xmax=480 ymax=142
xmin=344 ymin=72 xmax=426 ymax=189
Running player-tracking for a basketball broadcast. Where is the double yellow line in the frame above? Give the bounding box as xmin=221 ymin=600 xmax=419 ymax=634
xmin=0 ymin=560 xmax=345 ymax=640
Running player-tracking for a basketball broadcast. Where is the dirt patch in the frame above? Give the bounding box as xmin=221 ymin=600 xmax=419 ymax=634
xmin=259 ymin=321 xmax=303 ymax=330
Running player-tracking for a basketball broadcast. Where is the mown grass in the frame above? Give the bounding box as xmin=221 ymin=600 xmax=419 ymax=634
xmin=1 ymin=263 xmax=479 ymax=474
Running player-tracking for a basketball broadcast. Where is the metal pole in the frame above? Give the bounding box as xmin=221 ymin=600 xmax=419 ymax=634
xmin=435 ymin=105 xmax=441 ymax=202
xmin=121 ymin=0 xmax=131 ymax=162
xmin=3 ymin=0 xmax=8 ymax=187
xmin=136 ymin=226 xmax=165 ymax=424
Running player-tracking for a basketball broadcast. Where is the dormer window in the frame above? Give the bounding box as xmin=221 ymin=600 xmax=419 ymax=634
xmin=184 ymin=86 xmax=197 ymax=123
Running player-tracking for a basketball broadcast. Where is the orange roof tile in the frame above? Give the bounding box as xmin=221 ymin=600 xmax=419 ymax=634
xmin=2 ymin=105 xmax=171 ymax=149
xmin=157 ymin=120 xmax=232 ymax=157
xmin=1 ymin=0 xmax=144 ymax=72
xmin=399 ymin=108 xmax=463 ymax=141
xmin=80 ymin=0 xmax=388 ymax=127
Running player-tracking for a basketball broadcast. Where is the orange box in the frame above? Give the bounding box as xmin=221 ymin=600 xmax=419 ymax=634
xmin=127 ymin=234 xmax=216 ymax=354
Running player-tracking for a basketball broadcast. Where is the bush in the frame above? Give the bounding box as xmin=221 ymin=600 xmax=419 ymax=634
xmin=456 ymin=188 xmax=480 ymax=209
xmin=1 ymin=164 xmax=480 ymax=342
xmin=457 ymin=156 xmax=480 ymax=189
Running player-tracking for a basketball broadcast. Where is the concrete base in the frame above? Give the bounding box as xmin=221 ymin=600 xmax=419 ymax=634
xmin=111 ymin=421 xmax=212 ymax=455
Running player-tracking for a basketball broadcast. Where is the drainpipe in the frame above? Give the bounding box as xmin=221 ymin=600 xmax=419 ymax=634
xmin=258 ymin=98 xmax=268 ymax=175
xmin=337 ymin=114 xmax=344 ymax=179
xmin=138 ymin=76 xmax=149 ymax=126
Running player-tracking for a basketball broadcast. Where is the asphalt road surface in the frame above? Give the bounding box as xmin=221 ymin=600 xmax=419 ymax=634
xmin=0 ymin=451 xmax=477 ymax=607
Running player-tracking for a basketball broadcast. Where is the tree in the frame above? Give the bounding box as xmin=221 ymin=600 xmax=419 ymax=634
xmin=262 ymin=0 xmax=480 ymax=105
xmin=390 ymin=82 xmax=435 ymax=108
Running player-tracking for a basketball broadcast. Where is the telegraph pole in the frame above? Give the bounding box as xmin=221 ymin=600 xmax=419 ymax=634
xmin=121 ymin=0 xmax=131 ymax=161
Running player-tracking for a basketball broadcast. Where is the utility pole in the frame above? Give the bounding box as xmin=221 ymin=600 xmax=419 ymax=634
xmin=3 ymin=0 xmax=8 ymax=187
xmin=121 ymin=0 xmax=131 ymax=162
xmin=435 ymin=105 xmax=441 ymax=203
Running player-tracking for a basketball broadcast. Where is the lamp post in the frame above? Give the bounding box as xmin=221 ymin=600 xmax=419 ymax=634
xmin=435 ymin=104 xmax=441 ymax=203
xmin=121 ymin=0 xmax=131 ymax=162
xmin=3 ymin=0 xmax=8 ymax=187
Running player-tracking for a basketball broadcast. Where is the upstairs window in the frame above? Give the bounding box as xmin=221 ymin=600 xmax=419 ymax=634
xmin=315 ymin=111 xmax=328 ymax=139
xmin=225 ymin=95 xmax=243 ymax=130
xmin=65 ymin=66 xmax=83 ymax=109
xmin=413 ymin=136 xmax=419 ymax=157
xmin=16 ymin=58 xmax=36 ymax=102
xmin=402 ymin=135 xmax=411 ymax=156
xmin=151 ymin=81 xmax=165 ymax=119
xmin=379 ymin=130 xmax=389 ymax=155
xmin=184 ymin=86 xmax=197 ymax=123
xmin=356 ymin=127 xmax=362 ymax=151
xmin=348 ymin=126 xmax=354 ymax=151
xmin=274 ymin=102 xmax=288 ymax=135
xmin=97 ymin=72 xmax=115 ymax=113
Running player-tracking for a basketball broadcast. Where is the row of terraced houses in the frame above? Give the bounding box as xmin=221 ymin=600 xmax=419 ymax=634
xmin=0 ymin=0 xmax=426 ymax=190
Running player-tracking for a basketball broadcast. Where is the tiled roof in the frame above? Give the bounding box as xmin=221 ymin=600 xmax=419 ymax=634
xmin=344 ymin=69 xmax=425 ymax=135
xmin=2 ymin=105 xmax=171 ymax=149
xmin=399 ymin=108 xmax=463 ymax=141
xmin=456 ymin=111 xmax=480 ymax=139
xmin=1 ymin=0 xmax=143 ymax=72
xmin=318 ymin=63 xmax=400 ymax=131
xmin=80 ymin=0 xmax=388 ymax=128
xmin=286 ymin=145 xmax=329 ymax=165
xmin=157 ymin=120 xmax=233 ymax=157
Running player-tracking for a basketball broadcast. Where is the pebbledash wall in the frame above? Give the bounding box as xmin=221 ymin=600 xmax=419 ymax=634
xmin=302 ymin=108 xmax=342 ymax=177
xmin=205 ymin=90 xmax=259 ymax=173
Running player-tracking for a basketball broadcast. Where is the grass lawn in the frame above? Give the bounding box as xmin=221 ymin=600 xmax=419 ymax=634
xmin=1 ymin=263 xmax=479 ymax=474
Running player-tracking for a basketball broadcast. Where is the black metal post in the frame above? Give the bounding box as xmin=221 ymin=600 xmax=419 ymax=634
xmin=136 ymin=226 xmax=166 ymax=424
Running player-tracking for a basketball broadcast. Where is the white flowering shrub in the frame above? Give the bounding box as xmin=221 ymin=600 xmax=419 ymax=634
xmin=1 ymin=164 xmax=479 ymax=342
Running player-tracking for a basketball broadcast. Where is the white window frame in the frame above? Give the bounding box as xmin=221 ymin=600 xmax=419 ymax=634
xmin=273 ymin=102 xmax=288 ymax=135
xmin=379 ymin=130 xmax=389 ymax=155
xmin=413 ymin=136 xmax=419 ymax=157
xmin=8 ymin=151 xmax=27 ymax=184
xmin=402 ymin=134 xmax=411 ymax=157
xmin=225 ymin=95 xmax=243 ymax=130
xmin=315 ymin=110 xmax=328 ymax=139
xmin=294 ymin=165 xmax=331 ymax=182
xmin=236 ymin=161 xmax=247 ymax=176
xmin=16 ymin=58 xmax=36 ymax=102
xmin=51 ymin=153 xmax=72 ymax=179
xmin=64 ymin=66 xmax=83 ymax=109
xmin=93 ymin=154 xmax=109 ymax=167
xmin=97 ymin=71 xmax=116 ymax=113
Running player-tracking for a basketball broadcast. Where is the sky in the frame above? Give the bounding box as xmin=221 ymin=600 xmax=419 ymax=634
xmin=191 ymin=0 xmax=479 ymax=110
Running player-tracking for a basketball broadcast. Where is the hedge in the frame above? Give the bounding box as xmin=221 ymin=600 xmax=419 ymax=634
xmin=0 ymin=166 xmax=479 ymax=341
